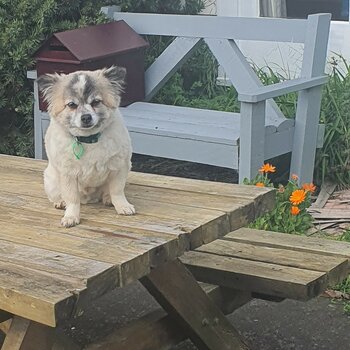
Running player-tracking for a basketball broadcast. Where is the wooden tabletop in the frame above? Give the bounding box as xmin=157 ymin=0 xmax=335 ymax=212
xmin=0 ymin=155 xmax=274 ymax=327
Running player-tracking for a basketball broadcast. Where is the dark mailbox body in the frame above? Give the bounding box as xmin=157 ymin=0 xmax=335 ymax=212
xmin=35 ymin=21 xmax=149 ymax=110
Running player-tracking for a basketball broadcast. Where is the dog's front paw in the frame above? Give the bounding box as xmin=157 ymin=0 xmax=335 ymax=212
xmin=61 ymin=215 xmax=80 ymax=228
xmin=54 ymin=201 xmax=66 ymax=210
xmin=102 ymin=194 xmax=113 ymax=207
xmin=114 ymin=202 xmax=136 ymax=216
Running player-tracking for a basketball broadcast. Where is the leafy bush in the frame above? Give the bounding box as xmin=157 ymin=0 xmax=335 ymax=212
xmin=0 ymin=0 xmax=205 ymax=157
xmin=0 ymin=0 xmax=114 ymax=157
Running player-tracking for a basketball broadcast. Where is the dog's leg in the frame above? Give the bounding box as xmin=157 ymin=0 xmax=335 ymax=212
xmin=108 ymin=168 xmax=135 ymax=215
xmin=44 ymin=164 xmax=66 ymax=209
xmin=60 ymin=175 xmax=80 ymax=227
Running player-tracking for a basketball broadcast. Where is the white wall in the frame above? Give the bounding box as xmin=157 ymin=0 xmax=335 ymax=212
xmin=216 ymin=0 xmax=350 ymax=76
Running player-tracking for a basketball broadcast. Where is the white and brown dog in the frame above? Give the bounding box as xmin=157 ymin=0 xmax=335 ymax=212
xmin=37 ymin=66 xmax=135 ymax=228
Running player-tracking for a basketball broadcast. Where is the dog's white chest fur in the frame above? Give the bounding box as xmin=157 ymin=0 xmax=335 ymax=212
xmin=44 ymin=111 xmax=132 ymax=205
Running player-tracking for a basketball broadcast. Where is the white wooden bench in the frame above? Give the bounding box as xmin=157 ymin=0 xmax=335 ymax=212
xmin=29 ymin=10 xmax=331 ymax=183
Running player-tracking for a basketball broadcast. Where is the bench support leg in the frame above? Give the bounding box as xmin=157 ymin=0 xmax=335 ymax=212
xmin=239 ymin=101 xmax=266 ymax=183
xmin=141 ymin=258 xmax=250 ymax=350
xmin=1 ymin=316 xmax=54 ymax=350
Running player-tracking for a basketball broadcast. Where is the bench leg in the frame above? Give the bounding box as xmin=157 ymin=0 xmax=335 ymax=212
xmin=1 ymin=316 xmax=54 ymax=350
xmin=141 ymin=258 xmax=250 ymax=350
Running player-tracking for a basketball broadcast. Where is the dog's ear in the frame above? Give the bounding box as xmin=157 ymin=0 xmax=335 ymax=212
xmin=103 ymin=66 xmax=126 ymax=90
xmin=37 ymin=73 xmax=61 ymax=101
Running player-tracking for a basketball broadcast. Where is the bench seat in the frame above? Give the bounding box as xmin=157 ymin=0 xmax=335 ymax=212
xmin=120 ymin=102 xmax=295 ymax=169
xmin=181 ymin=227 xmax=350 ymax=301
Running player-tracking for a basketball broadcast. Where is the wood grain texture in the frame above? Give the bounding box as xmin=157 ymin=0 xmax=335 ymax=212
xmin=181 ymin=251 xmax=329 ymax=300
xmin=226 ymin=228 xmax=350 ymax=260
xmin=141 ymin=259 xmax=250 ymax=350
xmin=1 ymin=316 xmax=54 ymax=350
xmin=0 ymin=155 xmax=271 ymax=328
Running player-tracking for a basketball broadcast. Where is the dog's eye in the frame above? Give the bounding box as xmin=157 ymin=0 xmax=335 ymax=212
xmin=91 ymin=99 xmax=101 ymax=108
xmin=67 ymin=102 xmax=78 ymax=109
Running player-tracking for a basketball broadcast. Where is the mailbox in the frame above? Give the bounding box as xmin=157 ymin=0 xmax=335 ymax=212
xmin=34 ymin=21 xmax=149 ymax=110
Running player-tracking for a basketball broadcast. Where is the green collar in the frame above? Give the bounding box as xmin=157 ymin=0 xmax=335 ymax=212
xmin=71 ymin=132 xmax=101 ymax=160
xmin=75 ymin=132 xmax=101 ymax=144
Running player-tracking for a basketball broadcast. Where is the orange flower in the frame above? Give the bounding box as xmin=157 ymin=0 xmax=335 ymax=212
xmin=290 ymin=206 xmax=300 ymax=216
xmin=289 ymin=189 xmax=306 ymax=205
xmin=259 ymin=163 xmax=276 ymax=173
xmin=302 ymin=183 xmax=316 ymax=193
xmin=291 ymin=174 xmax=299 ymax=181
xmin=255 ymin=182 xmax=265 ymax=187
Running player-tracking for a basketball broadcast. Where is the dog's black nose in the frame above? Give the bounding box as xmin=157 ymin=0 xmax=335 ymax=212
xmin=81 ymin=114 xmax=92 ymax=125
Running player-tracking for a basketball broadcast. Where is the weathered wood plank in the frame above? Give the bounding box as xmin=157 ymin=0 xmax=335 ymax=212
xmin=0 ymin=240 xmax=113 ymax=282
xmin=195 ymin=239 xmax=349 ymax=286
xmin=0 ymin=170 xmax=229 ymax=226
xmin=225 ymin=228 xmax=350 ymax=260
xmin=181 ymin=251 xmax=329 ymax=300
xmin=0 ymin=189 xmax=195 ymax=240
xmin=0 ymin=261 xmax=82 ymax=326
xmin=127 ymin=172 xmax=274 ymax=199
xmin=2 ymin=316 xmax=54 ymax=350
xmin=0 ymin=156 xmax=273 ymax=201
xmin=311 ymin=181 xmax=337 ymax=209
xmin=141 ymin=259 xmax=250 ymax=350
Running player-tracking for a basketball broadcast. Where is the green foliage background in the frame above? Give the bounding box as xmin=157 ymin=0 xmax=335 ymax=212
xmin=0 ymin=0 xmax=205 ymax=157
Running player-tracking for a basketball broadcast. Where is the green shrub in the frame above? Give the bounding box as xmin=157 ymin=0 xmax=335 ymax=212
xmin=315 ymin=55 xmax=350 ymax=188
xmin=0 ymin=0 xmax=205 ymax=157
xmin=0 ymin=0 xmax=113 ymax=157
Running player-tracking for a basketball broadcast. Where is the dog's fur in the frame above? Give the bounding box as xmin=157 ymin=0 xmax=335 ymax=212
xmin=37 ymin=66 xmax=135 ymax=227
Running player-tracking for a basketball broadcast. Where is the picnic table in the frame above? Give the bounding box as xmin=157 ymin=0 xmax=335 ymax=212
xmin=0 ymin=155 xmax=275 ymax=349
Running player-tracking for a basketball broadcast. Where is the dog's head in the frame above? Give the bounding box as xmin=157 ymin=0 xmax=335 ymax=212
xmin=37 ymin=66 xmax=126 ymax=136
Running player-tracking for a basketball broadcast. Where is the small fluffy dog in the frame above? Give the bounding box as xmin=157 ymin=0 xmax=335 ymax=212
xmin=38 ymin=66 xmax=135 ymax=227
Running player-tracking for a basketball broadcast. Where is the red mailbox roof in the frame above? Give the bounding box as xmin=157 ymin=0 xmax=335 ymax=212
xmin=35 ymin=21 xmax=149 ymax=63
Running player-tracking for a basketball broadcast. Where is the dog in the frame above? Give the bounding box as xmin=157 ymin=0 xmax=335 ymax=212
xmin=37 ymin=66 xmax=135 ymax=228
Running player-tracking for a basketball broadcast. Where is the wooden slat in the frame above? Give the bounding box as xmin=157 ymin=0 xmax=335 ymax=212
xmin=0 ymin=240 xmax=113 ymax=281
xmin=205 ymin=38 xmax=286 ymax=126
xmin=144 ymin=37 xmax=201 ymax=100
xmin=113 ymin=12 xmax=308 ymax=43
xmin=141 ymin=259 xmax=250 ymax=350
xmin=181 ymin=251 xmax=329 ymax=300
xmin=0 ymin=261 xmax=82 ymax=326
xmin=2 ymin=316 xmax=54 ymax=350
xmin=225 ymin=228 xmax=350 ymax=260
xmin=0 ymin=189 xmax=195 ymax=239
xmin=0 ymin=155 xmax=273 ymax=200
xmin=0 ymin=189 xmax=229 ymax=252
xmin=0 ymin=169 xmax=229 ymax=226
xmin=196 ymin=239 xmax=349 ymax=286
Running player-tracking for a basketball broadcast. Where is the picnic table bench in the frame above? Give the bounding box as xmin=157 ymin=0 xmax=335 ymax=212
xmin=0 ymin=155 xmax=350 ymax=350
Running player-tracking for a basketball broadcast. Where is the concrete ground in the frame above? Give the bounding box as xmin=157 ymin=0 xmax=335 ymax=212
xmin=63 ymin=281 xmax=350 ymax=350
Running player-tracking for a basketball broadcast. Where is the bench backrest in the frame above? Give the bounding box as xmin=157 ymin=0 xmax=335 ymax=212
xmin=112 ymin=12 xmax=331 ymax=123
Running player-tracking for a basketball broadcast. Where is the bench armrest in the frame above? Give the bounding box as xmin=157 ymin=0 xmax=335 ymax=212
xmin=238 ymin=76 xmax=328 ymax=103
